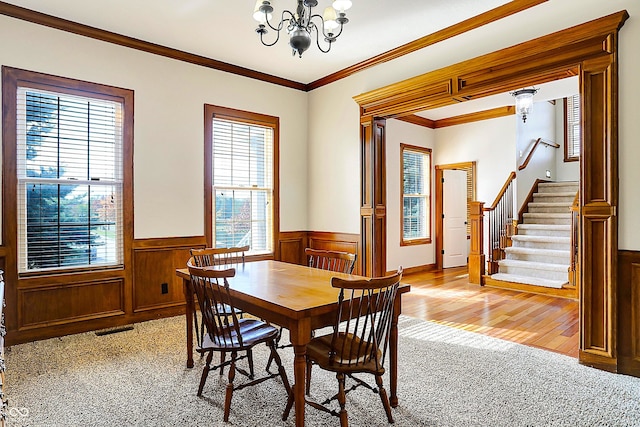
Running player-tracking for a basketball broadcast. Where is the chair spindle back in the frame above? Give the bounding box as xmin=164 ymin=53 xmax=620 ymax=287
xmin=330 ymin=269 xmax=402 ymax=370
xmin=191 ymin=245 xmax=249 ymax=268
xmin=187 ymin=258 xmax=243 ymax=348
xmin=305 ymin=248 xmax=356 ymax=274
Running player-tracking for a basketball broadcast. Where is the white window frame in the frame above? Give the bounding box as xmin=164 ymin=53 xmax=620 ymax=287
xmin=401 ymin=144 xmax=432 ymax=246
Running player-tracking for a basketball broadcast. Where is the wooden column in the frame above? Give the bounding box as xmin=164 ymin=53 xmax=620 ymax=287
xmin=579 ymin=50 xmax=618 ymax=372
xmin=359 ymin=115 xmax=387 ymax=278
xmin=468 ymin=201 xmax=485 ymax=285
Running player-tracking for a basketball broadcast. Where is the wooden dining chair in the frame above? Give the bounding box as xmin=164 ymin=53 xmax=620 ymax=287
xmin=190 ymin=246 xmax=253 ymax=377
xmin=305 ymin=248 xmax=357 ymax=274
xmin=283 ymin=268 xmax=403 ymax=427
xmin=188 ymin=259 xmax=292 ymax=422
xmin=266 ymin=248 xmax=357 ymax=372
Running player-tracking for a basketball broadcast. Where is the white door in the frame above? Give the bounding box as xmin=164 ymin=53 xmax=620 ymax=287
xmin=443 ymin=169 xmax=468 ymax=268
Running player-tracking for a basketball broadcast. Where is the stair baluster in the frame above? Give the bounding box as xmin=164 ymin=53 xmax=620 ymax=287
xmin=484 ymin=172 xmax=516 ymax=274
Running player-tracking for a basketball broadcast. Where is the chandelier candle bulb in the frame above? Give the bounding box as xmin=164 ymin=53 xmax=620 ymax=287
xmin=323 ymin=7 xmax=339 ymax=33
xmin=332 ymin=0 xmax=352 ymax=12
xmin=253 ymin=0 xmax=273 ymax=23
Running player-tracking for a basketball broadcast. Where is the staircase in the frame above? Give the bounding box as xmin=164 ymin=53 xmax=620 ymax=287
xmin=490 ymin=181 xmax=578 ymax=289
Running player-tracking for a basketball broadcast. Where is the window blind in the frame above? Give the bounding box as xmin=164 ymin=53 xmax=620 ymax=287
xmin=212 ymin=118 xmax=273 ymax=253
xmin=566 ymin=94 xmax=580 ymax=159
xmin=16 ymin=87 xmax=124 ymax=272
xmin=402 ymin=148 xmax=430 ymax=241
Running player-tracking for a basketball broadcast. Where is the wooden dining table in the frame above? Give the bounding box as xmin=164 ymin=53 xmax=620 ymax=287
xmin=176 ymin=260 xmax=410 ymax=427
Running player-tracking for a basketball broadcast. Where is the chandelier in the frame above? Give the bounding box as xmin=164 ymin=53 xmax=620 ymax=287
xmin=510 ymin=88 xmax=538 ymax=123
xmin=253 ymin=0 xmax=353 ymax=58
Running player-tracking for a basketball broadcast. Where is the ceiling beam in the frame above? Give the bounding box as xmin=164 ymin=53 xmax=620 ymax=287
xmin=396 ymin=105 xmax=515 ymax=129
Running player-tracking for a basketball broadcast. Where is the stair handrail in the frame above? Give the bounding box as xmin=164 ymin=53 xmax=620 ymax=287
xmin=518 ymin=138 xmax=560 ymax=171
xmin=484 ymin=171 xmax=517 ymax=211
xmin=482 ymin=171 xmax=516 ymax=274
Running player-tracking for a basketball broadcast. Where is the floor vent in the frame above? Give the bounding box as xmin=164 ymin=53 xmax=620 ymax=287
xmin=95 ymin=325 xmax=134 ymax=336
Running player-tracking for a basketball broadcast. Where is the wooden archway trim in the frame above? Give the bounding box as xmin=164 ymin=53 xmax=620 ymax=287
xmin=355 ymin=10 xmax=630 ymax=373
xmin=354 ymin=11 xmax=628 ymax=118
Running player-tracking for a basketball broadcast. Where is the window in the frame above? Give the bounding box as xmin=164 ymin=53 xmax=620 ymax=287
xmin=401 ymin=144 xmax=431 ymax=245
xmin=205 ymin=105 xmax=279 ymax=255
xmin=3 ymin=67 xmax=133 ymax=274
xmin=564 ymin=94 xmax=580 ymax=161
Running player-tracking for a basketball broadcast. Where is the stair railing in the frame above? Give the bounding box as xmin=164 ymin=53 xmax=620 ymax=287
xmin=518 ymin=138 xmax=560 ymax=171
xmin=483 ymin=171 xmax=516 ymax=274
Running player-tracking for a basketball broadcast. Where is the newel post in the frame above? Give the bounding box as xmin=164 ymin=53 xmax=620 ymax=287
xmin=469 ymin=201 xmax=485 ymax=285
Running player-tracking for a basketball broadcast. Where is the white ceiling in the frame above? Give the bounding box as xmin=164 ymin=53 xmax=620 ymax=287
xmin=4 ymin=0 xmax=509 ymax=84
xmin=3 ymin=0 xmax=579 ymax=119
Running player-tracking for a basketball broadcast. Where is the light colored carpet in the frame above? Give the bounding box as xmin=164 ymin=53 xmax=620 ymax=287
xmin=5 ymin=315 xmax=640 ymax=426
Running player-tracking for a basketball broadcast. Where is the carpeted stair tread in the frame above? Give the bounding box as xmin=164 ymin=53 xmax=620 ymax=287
xmin=499 ymin=259 xmax=569 ymax=271
xmin=523 ymin=212 xmax=572 ymax=218
xmin=533 ymin=192 xmax=577 ymax=197
xmin=490 ymin=273 xmax=568 ymax=288
xmin=528 ymin=202 xmax=572 ymax=207
xmin=511 ymin=235 xmax=570 ymax=244
xmin=505 ymin=247 xmax=570 ymax=256
xmin=517 ymin=224 xmax=571 ymax=231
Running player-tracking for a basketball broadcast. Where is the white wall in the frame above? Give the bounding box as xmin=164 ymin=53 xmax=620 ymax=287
xmin=515 ymin=101 xmax=556 ymax=210
xmin=0 ymin=15 xmax=309 ymax=239
xmin=386 ymin=120 xmax=435 ymax=270
xmin=307 ymin=0 xmax=640 ymax=251
xmin=435 ymin=116 xmax=517 ymax=206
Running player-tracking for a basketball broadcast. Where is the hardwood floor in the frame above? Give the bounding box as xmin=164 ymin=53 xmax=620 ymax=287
xmin=401 ymin=267 xmax=579 ymax=358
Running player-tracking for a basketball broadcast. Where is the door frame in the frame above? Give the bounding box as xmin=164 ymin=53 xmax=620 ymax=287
xmin=435 ymin=162 xmax=476 ymax=270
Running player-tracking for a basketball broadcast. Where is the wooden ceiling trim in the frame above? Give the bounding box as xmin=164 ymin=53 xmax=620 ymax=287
xmin=396 ymin=106 xmax=515 ymax=129
xmin=434 ymin=106 xmax=515 ymax=128
xmin=307 ymin=0 xmax=549 ymax=91
xmin=0 ymin=1 xmax=307 ymax=91
xmin=354 ymin=11 xmax=628 ymax=118
xmin=395 ymin=115 xmax=436 ymax=129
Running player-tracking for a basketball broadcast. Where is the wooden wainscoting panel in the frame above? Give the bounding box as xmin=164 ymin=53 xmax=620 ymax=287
xmin=278 ymin=231 xmax=307 ymax=265
xmin=618 ymin=250 xmax=640 ymax=376
xmin=18 ymin=278 xmax=125 ymax=329
xmin=132 ymin=236 xmax=207 ymax=250
xmin=133 ymin=241 xmax=201 ymax=312
xmin=308 ymin=231 xmax=361 ymax=275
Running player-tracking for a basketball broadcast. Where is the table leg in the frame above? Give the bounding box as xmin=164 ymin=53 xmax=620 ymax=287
xmin=293 ymin=344 xmax=307 ymax=427
xmin=389 ymin=296 xmax=401 ymax=407
xmin=289 ymin=318 xmax=311 ymax=427
xmin=183 ymin=277 xmax=194 ymax=368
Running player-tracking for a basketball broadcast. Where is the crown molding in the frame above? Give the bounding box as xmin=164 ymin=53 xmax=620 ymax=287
xmin=0 ymin=1 xmax=306 ymax=91
xmin=0 ymin=0 xmax=547 ymax=92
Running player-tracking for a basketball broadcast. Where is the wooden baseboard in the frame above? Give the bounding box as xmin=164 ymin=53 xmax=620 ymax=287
xmin=388 ymin=264 xmax=436 ymax=276
xmin=483 ymin=275 xmax=578 ymax=299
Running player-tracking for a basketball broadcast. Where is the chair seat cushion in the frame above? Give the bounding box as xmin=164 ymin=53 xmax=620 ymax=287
xmin=306 ymin=332 xmax=384 ymax=374
xmin=202 ymin=318 xmax=278 ymax=351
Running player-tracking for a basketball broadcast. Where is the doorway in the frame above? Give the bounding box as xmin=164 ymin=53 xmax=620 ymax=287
xmin=435 ymin=162 xmax=476 ymax=270
xmin=355 ymin=12 xmax=628 ymax=373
